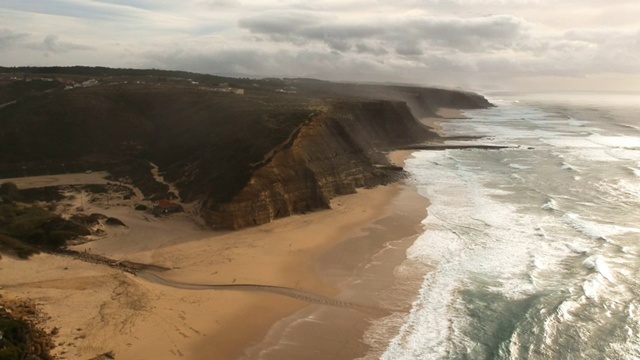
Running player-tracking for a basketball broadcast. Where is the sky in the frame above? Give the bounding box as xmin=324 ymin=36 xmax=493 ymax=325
xmin=1 ymin=0 xmax=639 ymax=92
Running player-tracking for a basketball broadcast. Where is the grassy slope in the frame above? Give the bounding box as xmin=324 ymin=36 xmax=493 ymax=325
xmin=0 ymin=80 xmax=315 ymax=202
xmin=0 ymin=66 xmax=491 ymax=206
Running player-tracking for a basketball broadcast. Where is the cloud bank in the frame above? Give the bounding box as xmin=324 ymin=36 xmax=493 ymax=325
xmin=1 ymin=0 xmax=639 ymax=91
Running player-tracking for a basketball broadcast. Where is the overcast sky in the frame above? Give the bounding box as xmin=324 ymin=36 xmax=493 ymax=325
xmin=1 ymin=0 xmax=639 ymax=91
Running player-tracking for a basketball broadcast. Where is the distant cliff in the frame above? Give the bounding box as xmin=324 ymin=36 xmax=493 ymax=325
xmin=0 ymin=67 xmax=492 ymax=229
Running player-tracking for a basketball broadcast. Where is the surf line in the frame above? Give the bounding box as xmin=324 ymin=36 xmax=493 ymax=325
xmin=137 ymin=270 xmax=388 ymax=315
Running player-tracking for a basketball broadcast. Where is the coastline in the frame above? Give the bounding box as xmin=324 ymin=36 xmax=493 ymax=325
xmin=0 ymin=152 xmax=428 ymax=359
xmin=243 ymin=176 xmax=428 ymax=359
xmin=0 ymin=66 xmax=493 ymax=359
xmin=420 ymin=107 xmax=467 ymax=137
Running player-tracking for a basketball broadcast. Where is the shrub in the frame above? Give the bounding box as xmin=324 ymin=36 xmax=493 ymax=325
xmin=0 ymin=303 xmax=55 ymax=359
xmin=0 ymin=182 xmax=19 ymax=203
xmin=0 ymin=204 xmax=83 ymax=254
xmin=48 ymin=231 xmax=79 ymax=247
xmin=0 ymin=234 xmax=39 ymax=259
xmin=0 ymin=316 xmax=29 ymax=359
xmin=2 ymin=207 xmax=56 ymax=239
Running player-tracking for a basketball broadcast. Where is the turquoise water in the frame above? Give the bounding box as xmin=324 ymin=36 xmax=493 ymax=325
xmin=376 ymin=93 xmax=640 ymax=359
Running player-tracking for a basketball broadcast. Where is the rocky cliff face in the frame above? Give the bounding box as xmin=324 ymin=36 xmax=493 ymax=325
xmin=0 ymin=67 xmax=492 ymax=230
xmin=202 ymin=100 xmax=435 ymax=229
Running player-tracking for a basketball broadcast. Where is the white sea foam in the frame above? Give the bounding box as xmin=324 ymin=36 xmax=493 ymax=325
xmin=566 ymin=243 xmax=589 ymax=255
xmin=583 ymin=255 xmax=616 ymax=282
xmin=567 ymin=118 xmax=589 ymax=127
xmin=582 ymin=277 xmax=601 ymax=301
xmin=596 ymin=179 xmax=640 ymax=206
xmin=542 ymin=137 xmax=603 ymax=148
xmin=605 ymin=148 xmax=640 ymax=161
xmin=535 ymin=226 xmax=549 ymax=239
xmin=383 ymin=147 xmax=551 ymax=358
xmin=563 ymin=213 xmax=640 ymax=240
xmin=617 ymin=123 xmax=640 ymax=131
xmin=378 ymin=95 xmax=640 ymax=359
xmin=561 ymin=162 xmax=580 ymax=172
xmin=588 ymin=133 xmax=640 ymax=149
xmin=484 ymin=188 xmax=515 ymax=196
xmin=628 ymin=167 xmax=640 ymax=177
xmin=556 ymin=300 xmax=581 ymax=322
xmin=570 ymin=148 xmax=624 ymax=162
xmin=542 ymin=199 xmax=558 ymax=211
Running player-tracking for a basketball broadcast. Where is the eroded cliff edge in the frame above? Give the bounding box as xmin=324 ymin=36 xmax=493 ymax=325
xmin=0 ymin=67 xmax=492 ymax=230
xmin=201 ymin=95 xmax=484 ymax=229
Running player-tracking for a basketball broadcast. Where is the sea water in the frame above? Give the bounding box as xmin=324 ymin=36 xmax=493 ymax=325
xmin=374 ymin=92 xmax=640 ymax=359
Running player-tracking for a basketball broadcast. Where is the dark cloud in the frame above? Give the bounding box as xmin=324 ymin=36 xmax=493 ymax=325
xmin=395 ymin=41 xmax=423 ymax=56
xmin=406 ymin=15 xmax=528 ymax=52
xmin=239 ymin=12 xmax=531 ymax=55
xmin=1 ymin=0 xmax=639 ymax=91
xmin=239 ymin=11 xmax=386 ymax=52
xmin=239 ymin=11 xmax=325 ymax=35
xmin=299 ymin=23 xmax=384 ymax=41
xmin=355 ymin=42 xmax=388 ymax=55
xmin=0 ymin=28 xmax=28 ymax=49
xmin=29 ymin=35 xmax=95 ymax=54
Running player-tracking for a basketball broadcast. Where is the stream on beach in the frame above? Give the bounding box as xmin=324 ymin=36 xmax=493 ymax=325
xmin=369 ymin=92 xmax=640 ymax=359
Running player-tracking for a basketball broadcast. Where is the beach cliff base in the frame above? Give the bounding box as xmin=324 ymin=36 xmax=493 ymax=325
xmin=1 ymin=153 xmax=427 ymax=359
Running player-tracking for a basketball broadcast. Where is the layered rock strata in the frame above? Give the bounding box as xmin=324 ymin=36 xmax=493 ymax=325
xmin=202 ymin=100 xmax=434 ymax=229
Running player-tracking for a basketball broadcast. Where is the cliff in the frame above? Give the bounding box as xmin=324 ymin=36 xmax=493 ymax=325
xmin=202 ymin=100 xmax=433 ymax=229
xmin=0 ymin=67 xmax=492 ymax=230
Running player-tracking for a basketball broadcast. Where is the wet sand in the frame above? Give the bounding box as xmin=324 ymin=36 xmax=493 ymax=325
xmin=243 ymin=180 xmax=428 ymax=359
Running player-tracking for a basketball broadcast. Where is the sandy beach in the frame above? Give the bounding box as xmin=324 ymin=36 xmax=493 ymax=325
xmin=0 ymin=150 xmax=429 ymax=359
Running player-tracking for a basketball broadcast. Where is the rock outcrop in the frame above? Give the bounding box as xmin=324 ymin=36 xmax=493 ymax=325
xmin=202 ymin=100 xmax=434 ymax=229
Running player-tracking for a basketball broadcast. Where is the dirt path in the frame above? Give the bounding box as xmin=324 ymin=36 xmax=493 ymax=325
xmin=149 ymin=162 xmax=181 ymax=201
xmin=137 ymin=271 xmax=385 ymax=315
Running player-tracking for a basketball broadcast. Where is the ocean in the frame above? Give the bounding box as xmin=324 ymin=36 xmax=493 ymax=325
xmin=375 ymin=92 xmax=640 ymax=359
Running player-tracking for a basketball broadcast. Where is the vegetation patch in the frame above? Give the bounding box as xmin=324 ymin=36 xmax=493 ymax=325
xmin=17 ymin=187 xmax=66 ymax=204
xmin=105 ymin=217 xmax=126 ymax=227
xmin=0 ymin=234 xmax=39 ymax=259
xmin=0 ymin=295 xmax=55 ymax=360
xmin=0 ymin=182 xmax=92 ymax=257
